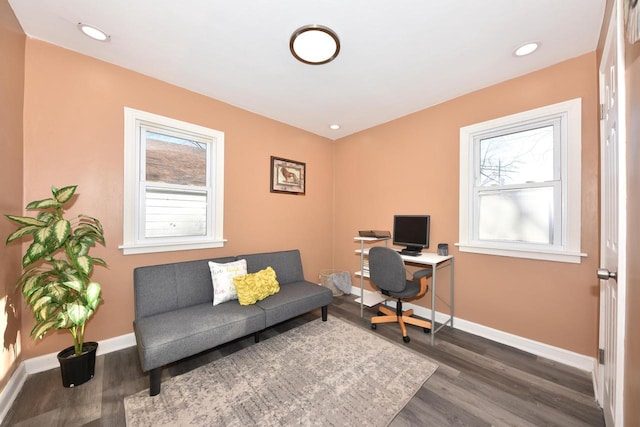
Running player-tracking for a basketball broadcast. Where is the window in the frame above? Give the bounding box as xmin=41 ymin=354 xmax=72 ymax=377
xmin=458 ymin=98 xmax=586 ymax=263
xmin=121 ymin=108 xmax=224 ymax=255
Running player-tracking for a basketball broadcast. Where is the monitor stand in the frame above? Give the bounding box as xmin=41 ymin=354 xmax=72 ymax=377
xmin=399 ymin=247 xmax=422 ymax=257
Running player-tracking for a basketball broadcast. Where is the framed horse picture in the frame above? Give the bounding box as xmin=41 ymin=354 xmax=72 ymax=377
xmin=270 ymin=156 xmax=306 ymax=195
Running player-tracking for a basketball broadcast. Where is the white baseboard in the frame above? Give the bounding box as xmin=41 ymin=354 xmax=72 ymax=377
xmin=350 ymin=287 xmax=596 ymax=373
xmin=0 ymin=333 xmax=137 ymax=423
xmin=0 ymin=363 xmax=27 ymax=423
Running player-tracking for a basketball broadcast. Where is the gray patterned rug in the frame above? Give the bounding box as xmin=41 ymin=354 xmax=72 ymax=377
xmin=124 ymin=317 xmax=438 ymax=426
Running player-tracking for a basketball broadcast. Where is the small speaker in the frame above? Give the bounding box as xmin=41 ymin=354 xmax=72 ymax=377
xmin=437 ymin=243 xmax=448 ymax=256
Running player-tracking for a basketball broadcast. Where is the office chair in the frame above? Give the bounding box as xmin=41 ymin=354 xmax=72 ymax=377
xmin=368 ymin=246 xmax=432 ymax=343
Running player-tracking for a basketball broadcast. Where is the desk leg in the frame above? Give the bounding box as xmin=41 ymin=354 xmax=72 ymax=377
xmin=450 ymin=258 xmax=454 ymax=328
xmin=430 ymin=263 xmax=436 ymax=346
xmin=360 ymin=241 xmax=365 ymax=317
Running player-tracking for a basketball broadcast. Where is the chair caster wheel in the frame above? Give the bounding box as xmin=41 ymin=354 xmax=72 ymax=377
xmin=423 ymin=328 xmax=431 ymax=334
xmin=371 ymin=324 xmax=377 ymax=330
xmin=403 ymin=336 xmax=410 ymax=343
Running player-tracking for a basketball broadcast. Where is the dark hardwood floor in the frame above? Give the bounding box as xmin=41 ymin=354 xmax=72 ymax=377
xmin=2 ymin=296 xmax=605 ymax=426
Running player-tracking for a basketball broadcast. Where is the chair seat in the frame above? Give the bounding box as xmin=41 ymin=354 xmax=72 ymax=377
xmin=382 ymin=280 xmax=421 ymax=299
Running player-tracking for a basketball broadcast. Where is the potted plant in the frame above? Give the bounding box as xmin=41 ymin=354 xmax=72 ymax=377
xmin=5 ymin=185 xmax=106 ymax=387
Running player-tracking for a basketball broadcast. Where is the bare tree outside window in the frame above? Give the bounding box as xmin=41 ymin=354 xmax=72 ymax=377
xmin=479 ymin=125 xmax=554 ymax=186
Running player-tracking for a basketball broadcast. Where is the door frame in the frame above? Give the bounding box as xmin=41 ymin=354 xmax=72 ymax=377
xmin=596 ymin=0 xmax=627 ymax=425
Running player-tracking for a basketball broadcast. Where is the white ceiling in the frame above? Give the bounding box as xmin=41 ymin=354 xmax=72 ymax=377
xmin=9 ymin=0 xmax=606 ymax=140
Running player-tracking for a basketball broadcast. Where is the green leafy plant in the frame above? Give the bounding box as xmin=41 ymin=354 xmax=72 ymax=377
xmin=5 ymin=185 xmax=106 ymax=356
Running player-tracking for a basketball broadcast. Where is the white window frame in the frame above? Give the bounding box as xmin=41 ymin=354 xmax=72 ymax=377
xmin=457 ymin=98 xmax=586 ymax=263
xmin=120 ymin=108 xmax=225 ymax=255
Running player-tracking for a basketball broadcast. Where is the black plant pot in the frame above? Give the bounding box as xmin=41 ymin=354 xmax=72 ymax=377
xmin=57 ymin=342 xmax=98 ymax=388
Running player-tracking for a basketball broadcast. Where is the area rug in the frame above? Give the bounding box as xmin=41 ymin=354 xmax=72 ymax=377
xmin=124 ymin=317 xmax=438 ymax=426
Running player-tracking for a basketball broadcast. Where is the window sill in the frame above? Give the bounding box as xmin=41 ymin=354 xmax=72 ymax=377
xmin=119 ymin=239 xmax=226 ymax=255
xmin=455 ymin=242 xmax=587 ymax=264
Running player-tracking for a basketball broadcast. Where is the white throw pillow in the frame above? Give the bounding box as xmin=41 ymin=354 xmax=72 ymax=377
xmin=208 ymin=259 xmax=247 ymax=306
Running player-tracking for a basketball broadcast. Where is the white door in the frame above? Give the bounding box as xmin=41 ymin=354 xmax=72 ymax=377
xmin=598 ymin=1 xmax=627 ymax=425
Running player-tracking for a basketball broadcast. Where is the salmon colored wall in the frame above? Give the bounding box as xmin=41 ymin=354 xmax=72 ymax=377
xmin=334 ymin=53 xmax=600 ymax=356
xmin=0 ymin=0 xmax=25 ymax=391
xmin=20 ymin=40 xmax=334 ymax=359
xmin=624 ymin=28 xmax=640 ymax=427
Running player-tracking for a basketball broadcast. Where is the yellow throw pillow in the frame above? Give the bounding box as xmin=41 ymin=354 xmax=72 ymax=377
xmin=233 ymin=266 xmax=280 ymax=306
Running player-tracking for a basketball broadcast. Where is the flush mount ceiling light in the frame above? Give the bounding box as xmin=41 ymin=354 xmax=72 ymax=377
xmin=514 ymin=42 xmax=540 ymax=57
xmin=329 ymin=124 xmax=341 ymax=130
xmin=290 ymin=25 xmax=340 ymax=65
xmin=78 ymin=23 xmax=110 ymax=42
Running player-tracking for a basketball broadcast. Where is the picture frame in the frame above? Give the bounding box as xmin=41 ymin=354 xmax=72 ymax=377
xmin=270 ymin=156 xmax=306 ymax=195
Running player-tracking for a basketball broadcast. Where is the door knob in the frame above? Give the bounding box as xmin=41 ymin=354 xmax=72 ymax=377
xmin=597 ymin=268 xmax=617 ymax=281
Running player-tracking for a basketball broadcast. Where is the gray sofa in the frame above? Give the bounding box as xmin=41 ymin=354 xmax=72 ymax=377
xmin=133 ymin=249 xmax=333 ymax=395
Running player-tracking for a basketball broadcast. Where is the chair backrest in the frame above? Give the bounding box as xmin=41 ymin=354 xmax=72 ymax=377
xmin=369 ymin=246 xmax=407 ymax=293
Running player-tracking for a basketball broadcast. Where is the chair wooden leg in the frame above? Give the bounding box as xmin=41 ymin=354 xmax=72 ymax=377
xmin=378 ymin=306 xmax=395 ymax=316
xmin=403 ymin=316 xmax=432 ymax=329
xmin=371 ymin=304 xmax=399 ymax=325
xmin=397 ymin=316 xmax=408 ymax=338
xmin=371 ymin=314 xmax=399 ymax=325
xmin=370 ymin=300 xmax=432 ymax=341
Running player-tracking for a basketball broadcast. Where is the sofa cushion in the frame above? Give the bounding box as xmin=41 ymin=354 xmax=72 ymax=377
xmin=133 ymin=301 xmax=265 ymax=371
xmin=239 ymin=249 xmax=304 ymax=285
xmin=233 ymin=266 xmax=280 ymax=305
xmin=208 ymin=259 xmax=246 ymax=306
xmin=256 ymin=280 xmax=333 ymax=327
xmin=134 ymin=256 xmax=237 ymax=318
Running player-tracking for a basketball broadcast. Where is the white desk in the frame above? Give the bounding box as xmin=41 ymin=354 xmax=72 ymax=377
xmin=355 ymin=240 xmax=454 ymax=345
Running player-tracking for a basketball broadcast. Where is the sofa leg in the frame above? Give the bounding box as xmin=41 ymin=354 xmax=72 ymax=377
xmin=150 ymin=367 xmax=162 ymax=396
xmin=322 ymin=305 xmax=328 ymax=321
xmin=254 ymin=331 xmax=260 ymax=343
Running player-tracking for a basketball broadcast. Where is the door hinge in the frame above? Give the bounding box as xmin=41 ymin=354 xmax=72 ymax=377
xmin=600 ymin=103 xmax=605 ymax=120
xmin=599 ymin=348 xmax=605 ymax=364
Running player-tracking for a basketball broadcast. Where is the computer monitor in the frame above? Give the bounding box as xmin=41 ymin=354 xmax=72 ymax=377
xmin=393 ymin=215 xmax=430 ymax=256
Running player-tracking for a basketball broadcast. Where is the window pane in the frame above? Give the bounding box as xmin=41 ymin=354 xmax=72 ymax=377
xmin=145 ymin=188 xmax=207 ymax=238
xmin=145 ymin=131 xmax=207 ymax=186
xmin=479 ymin=126 xmax=554 ymax=186
xmin=478 ymin=187 xmax=553 ymax=244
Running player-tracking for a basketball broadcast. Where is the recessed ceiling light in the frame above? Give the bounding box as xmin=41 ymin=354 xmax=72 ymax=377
xmin=514 ymin=42 xmax=539 ymax=57
xmin=329 ymin=124 xmax=341 ymax=130
xmin=290 ymin=25 xmax=340 ymax=65
xmin=78 ymin=23 xmax=110 ymax=42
